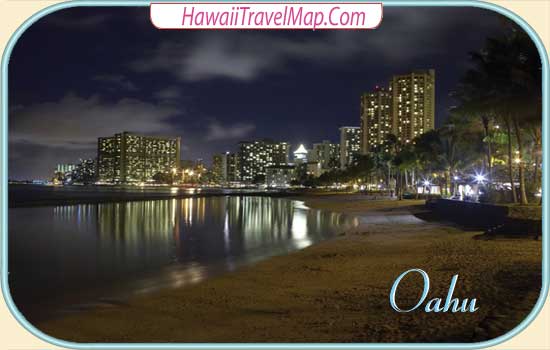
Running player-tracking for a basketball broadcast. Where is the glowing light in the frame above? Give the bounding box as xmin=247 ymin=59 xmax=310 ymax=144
xmin=474 ymin=173 xmax=486 ymax=183
xmin=293 ymin=144 xmax=308 ymax=155
xmin=453 ymin=176 xmax=459 ymax=181
xmin=423 ymin=179 xmax=431 ymax=186
xmin=514 ymin=157 xmax=521 ymax=164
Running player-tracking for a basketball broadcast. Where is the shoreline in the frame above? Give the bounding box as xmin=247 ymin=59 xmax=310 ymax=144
xmin=8 ymin=184 xmax=355 ymax=208
xmin=35 ymin=196 xmax=542 ymax=343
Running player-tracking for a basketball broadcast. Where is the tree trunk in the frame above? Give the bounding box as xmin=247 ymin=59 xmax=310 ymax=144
xmin=513 ymin=117 xmax=528 ymax=205
xmin=532 ymin=127 xmax=541 ymax=189
xmin=445 ymin=168 xmax=451 ymax=197
xmin=505 ymin=117 xmax=518 ymax=203
xmin=398 ymin=170 xmax=403 ymax=200
xmin=481 ymin=115 xmax=493 ymax=184
xmin=414 ymin=168 xmax=419 ymax=199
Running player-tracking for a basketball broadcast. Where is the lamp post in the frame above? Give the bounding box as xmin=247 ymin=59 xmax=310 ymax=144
xmin=472 ymin=172 xmax=486 ymax=202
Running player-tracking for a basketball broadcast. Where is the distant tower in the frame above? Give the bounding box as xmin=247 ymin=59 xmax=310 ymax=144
xmin=389 ymin=69 xmax=435 ymax=144
xmin=339 ymin=127 xmax=362 ymax=169
xmin=361 ymin=86 xmax=392 ymax=154
xmin=293 ymin=144 xmax=308 ymax=164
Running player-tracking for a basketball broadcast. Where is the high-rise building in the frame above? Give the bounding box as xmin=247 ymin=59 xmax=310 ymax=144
xmin=212 ymin=154 xmax=226 ymax=184
xmin=390 ymin=69 xmax=435 ymax=144
xmin=71 ymin=158 xmax=97 ymax=184
xmin=226 ymin=153 xmax=239 ymax=183
xmin=266 ymin=165 xmax=295 ymax=188
xmin=97 ymin=131 xmax=180 ymax=183
xmin=53 ymin=163 xmax=76 ymax=184
xmin=311 ymin=140 xmax=340 ymax=171
xmin=238 ymin=139 xmax=290 ymax=183
xmin=55 ymin=163 xmax=76 ymax=174
xmin=361 ymin=87 xmax=393 ymax=153
xmin=212 ymin=152 xmax=239 ymax=184
xmin=339 ymin=127 xmax=362 ymax=169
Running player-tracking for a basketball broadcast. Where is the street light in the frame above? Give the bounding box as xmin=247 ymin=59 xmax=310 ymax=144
xmin=474 ymin=173 xmax=486 ymax=184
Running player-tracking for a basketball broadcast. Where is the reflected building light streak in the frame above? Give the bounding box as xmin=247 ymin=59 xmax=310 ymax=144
xmin=171 ymin=198 xmax=176 ymax=226
xmin=189 ymin=197 xmax=193 ymax=225
xmin=224 ymin=209 xmax=230 ymax=253
xmin=198 ymin=197 xmax=206 ymax=224
xmin=12 ymin=196 xmax=362 ymax=314
xmin=291 ymin=207 xmax=312 ymax=249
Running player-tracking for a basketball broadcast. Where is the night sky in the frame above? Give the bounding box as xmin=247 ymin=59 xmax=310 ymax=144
xmin=9 ymin=6 xmax=514 ymax=179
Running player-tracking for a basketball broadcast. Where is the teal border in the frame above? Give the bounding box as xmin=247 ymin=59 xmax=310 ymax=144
xmin=1 ymin=0 xmax=548 ymax=349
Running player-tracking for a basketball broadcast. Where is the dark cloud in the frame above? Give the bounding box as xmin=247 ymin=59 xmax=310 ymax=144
xmin=9 ymin=141 xmax=97 ymax=180
xmin=130 ymin=8 xmax=500 ymax=82
xmin=206 ymin=121 xmax=256 ymax=141
xmin=9 ymin=93 xmax=182 ymax=149
xmin=154 ymin=86 xmax=184 ymax=101
xmin=92 ymin=74 xmax=138 ymax=91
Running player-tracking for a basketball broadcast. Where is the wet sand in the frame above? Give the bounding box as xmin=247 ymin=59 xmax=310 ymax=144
xmin=37 ymin=196 xmax=542 ymax=343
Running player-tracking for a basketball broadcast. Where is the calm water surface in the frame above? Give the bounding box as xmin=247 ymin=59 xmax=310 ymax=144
xmin=9 ymin=196 xmax=358 ymax=321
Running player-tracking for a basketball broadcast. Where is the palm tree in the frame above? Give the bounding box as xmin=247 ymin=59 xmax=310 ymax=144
xmin=452 ymin=21 xmax=541 ymax=204
xmin=484 ymin=26 xmax=541 ymax=204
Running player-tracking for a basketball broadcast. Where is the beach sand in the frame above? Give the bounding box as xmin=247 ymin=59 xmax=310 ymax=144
xmin=37 ymin=196 xmax=542 ymax=343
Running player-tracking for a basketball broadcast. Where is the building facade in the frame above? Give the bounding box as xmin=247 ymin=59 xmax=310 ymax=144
xmin=266 ymin=165 xmax=295 ymax=188
xmin=339 ymin=127 xmax=362 ymax=169
xmin=212 ymin=152 xmax=240 ymax=184
xmin=55 ymin=163 xmax=76 ymax=175
xmin=361 ymin=87 xmax=393 ymax=153
xmin=212 ymin=154 xmax=226 ymax=184
xmin=311 ymin=140 xmax=340 ymax=171
xmin=238 ymin=139 xmax=290 ymax=183
xmin=226 ymin=153 xmax=239 ymax=183
xmin=71 ymin=158 xmax=97 ymax=184
xmin=390 ymin=69 xmax=435 ymax=144
xmin=53 ymin=163 xmax=76 ymax=184
xmin=97 ymin=132 xmax=180 ymax=183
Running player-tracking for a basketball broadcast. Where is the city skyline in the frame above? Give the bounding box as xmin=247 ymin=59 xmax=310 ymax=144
xmin=8 ymin=7 xmax=510 ymax=179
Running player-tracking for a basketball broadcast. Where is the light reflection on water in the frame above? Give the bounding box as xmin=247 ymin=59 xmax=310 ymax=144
xmin=8 ymin=196 xmax=357 ymax=320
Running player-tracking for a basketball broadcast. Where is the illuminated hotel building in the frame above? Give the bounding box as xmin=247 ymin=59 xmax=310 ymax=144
xmin=339 ymin=127 xmax=362 ymax=169
xmin=266 ymin=165 xmax=296 ymax=188
xmin=238 ymin=139 xmax=290 ymax=183
xmin=212 ymin=152 xmax=239 ymax=184
xmin=97 ymin=131 xmax=180 ymax=183
xmin=360 ymin=87 xmax=392 ymax=153
xmin=55 ymin=163 xmax=76 ymax=175
xmin=212 ymin=154 xmax=226 ymax=184
xmin=226 ymin=153 xmax=239 ymax=183
xmin=390 ymin=69 xmax=435 ymax=144
xmin=311 ymin=140 xmax=340 ymax=171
